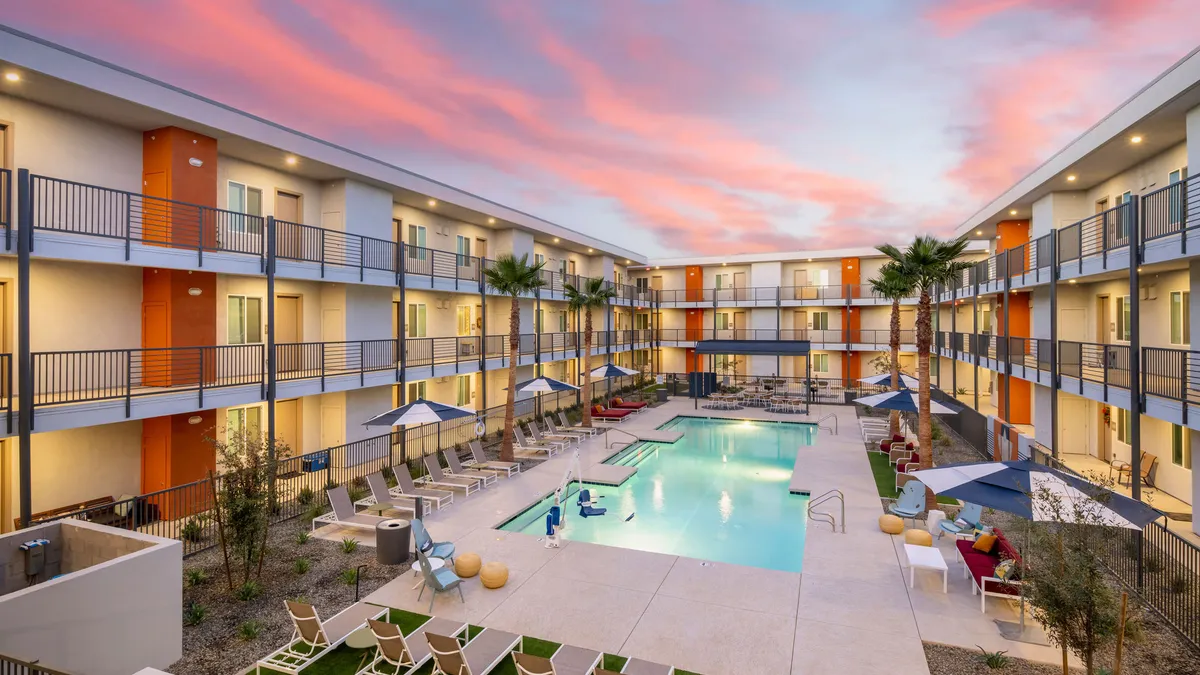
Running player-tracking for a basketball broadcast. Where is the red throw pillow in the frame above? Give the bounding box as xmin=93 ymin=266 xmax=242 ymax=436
xmin=879 ymin=439 xmax=891 ymax=452
xmin=906 ymin=442 xmax=915 ymax=451
xmin=892 ymin=434 xmax=905 ymax=442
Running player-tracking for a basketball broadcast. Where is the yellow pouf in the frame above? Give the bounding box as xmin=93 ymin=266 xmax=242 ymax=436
xmin=904 ymin=529 xmax=933 ymax=547
xmin=454 ymin=553 xmax=482 ymax=578
xmin=480 ymin=561 xmax=509 ymax=589
xmin=878 ymin=514 xmax=904 ymax=535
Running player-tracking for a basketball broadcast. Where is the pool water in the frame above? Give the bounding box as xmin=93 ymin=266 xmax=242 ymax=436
xmin=498 ymin=416 xmax=814 ymax=572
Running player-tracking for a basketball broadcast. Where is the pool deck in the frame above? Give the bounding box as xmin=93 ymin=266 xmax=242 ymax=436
xmin=315 ymin=398 xmax=1072 ymax=674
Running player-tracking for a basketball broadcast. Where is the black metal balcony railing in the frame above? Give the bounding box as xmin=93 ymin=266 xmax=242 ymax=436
xmin=30 ymin=345 xmax=265 ymax=418
xmin=275 ymin=220 xmax=397 ymax=277
xmin=1058 ymin=340 xmax=1131 ymax=390
xmin=1057 ymin=202 xmax=1133 ymax=271
xmin=29 ymin=174 xmax=267 ymax=262
xmin=276 ymin=340 xmax=401 ymax=384
xmin=654 ymin=327 xmax=915 ymax=346
xmin=1142 ymin=173 xmax=1200 ymax=245
xmin=410 ymin=246 xmax=481 ymax=284
xmin=1142 ymin=347 xmax=1200 ymax=411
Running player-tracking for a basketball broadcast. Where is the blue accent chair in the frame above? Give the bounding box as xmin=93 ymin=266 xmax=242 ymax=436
xmin=415 ymin=548 xmax=464 ymax=612
xmin=889 ymin=480 xmax=927 ymax=526
xmin=938 ymin=502 xmax=983 ymax=538
xmin=412 ymin=519 xmax=455 ymax=563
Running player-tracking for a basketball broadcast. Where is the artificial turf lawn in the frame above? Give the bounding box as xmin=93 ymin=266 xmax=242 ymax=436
xmin=867 ymin=450 xmax=957 ymax=504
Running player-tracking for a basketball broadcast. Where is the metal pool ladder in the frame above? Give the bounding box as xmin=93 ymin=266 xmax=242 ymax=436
xmin=817 ymin=413 xmax=837 ymax=435
xmin=807 ymin=489 xmax=845 ymax=533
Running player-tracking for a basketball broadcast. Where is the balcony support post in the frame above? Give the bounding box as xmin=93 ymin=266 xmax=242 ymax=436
xmin=973 ymin=269 xmax=980 ymax=412
xmin=1003 ymin=253 xmax=1011 ymax=424
xmin=479 ymin=264 xmax=486 ymax=411
xmin=951 ymin=283 xmax=958 ymax=398
xmin=1049 ymin=233 xmax=1059 ymax=458
xmin=17 ymin=169 xmax=32 ymax=528
xmin=266 ymin=217 xmax=277 ymax=476
xmin=1129 ymin=196 xmax=1143 ymax=505
xmin=535 ymin=286 xmax=542 ymax=377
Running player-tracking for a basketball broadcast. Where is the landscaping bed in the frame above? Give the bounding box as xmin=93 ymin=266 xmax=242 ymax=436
xmin=924 ymin=643 xmax=1083 ymax=675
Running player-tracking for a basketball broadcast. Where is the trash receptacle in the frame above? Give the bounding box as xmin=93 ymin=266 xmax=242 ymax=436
xmin=656 ymin=388 xmax=668 ymax=403
xmin=376 ymin=519 xmax=411 ymax=565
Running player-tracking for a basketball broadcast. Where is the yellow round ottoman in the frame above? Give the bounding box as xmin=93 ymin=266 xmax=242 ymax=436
xmin=904 ymin=529 xmax=933 ymax=547
xmin=878 ymin=514 xmax=904 ymax=535
xmin=480 ymin=561 xmax=509 ymax=589
xmin=454 ymin=553 xmax=482 ymax=578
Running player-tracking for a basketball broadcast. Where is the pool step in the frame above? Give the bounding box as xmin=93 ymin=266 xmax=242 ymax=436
xmin=633 ymin=429 xmax=684 ymax=443
xmin=579 ymin=463 xmax=637 ymax=486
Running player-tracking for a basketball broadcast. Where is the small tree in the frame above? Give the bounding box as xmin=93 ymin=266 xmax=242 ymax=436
xmin=211 ymin=427 xmax=288 ymax=588
xmin=1021 ymin=480 xmax=1127 ymax=675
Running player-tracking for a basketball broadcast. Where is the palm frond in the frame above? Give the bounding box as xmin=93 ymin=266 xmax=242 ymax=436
xmin=484 ymin=253 xmax=546 ymax=296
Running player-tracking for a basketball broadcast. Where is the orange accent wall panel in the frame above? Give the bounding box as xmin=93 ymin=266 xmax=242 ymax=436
xmin=842 ymin=351 xmax=861 ymax=387
xmin=142 ymin=411 xmax=217 ymax=519
xmin=143 ymin=126 xmax=218 ymax=248
xmin=996 ymin=220 xmax=1030 ymax=254
xmin=684 ymin=347 xmax=703 ymax=373
xmin=685 ymin=265 xmax=703 ymax=302
xmin=997 ymin=375 xmax=1032 ymax=425
xmin=843 ymin=307 xmax=861 ymax=343
xmin=995 ymin=292 xmax=1031 ymax=338
xmin=686 ymin=309 xmax=704 ymax=341
xmin=842 ymin=258 xmax=860 ymax=299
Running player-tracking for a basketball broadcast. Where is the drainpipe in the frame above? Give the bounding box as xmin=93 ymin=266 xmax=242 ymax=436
xmin=17 ymin=169 xmax=32 ymax=528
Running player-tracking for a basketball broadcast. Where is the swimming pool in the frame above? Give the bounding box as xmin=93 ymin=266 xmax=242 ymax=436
xmin=498 ymin=416 xmax=814 ymax=572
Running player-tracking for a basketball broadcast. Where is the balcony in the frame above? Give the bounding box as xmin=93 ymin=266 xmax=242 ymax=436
xmin=653 ymin=328 xmax=913 ymax=349
xmin=1141 ymin=173 xmax=1200 ymax=263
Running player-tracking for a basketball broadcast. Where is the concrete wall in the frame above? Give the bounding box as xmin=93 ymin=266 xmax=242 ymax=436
xmin=0 ymin=521 xmax=181 ymax=675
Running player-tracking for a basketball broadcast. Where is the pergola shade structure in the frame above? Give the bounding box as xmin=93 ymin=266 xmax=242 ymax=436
xmin=693 ymin=340 xmax=814 ymax=412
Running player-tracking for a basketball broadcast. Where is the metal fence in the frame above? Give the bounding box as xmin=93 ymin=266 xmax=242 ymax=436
xmin=1057 ymin=202 xmax=1133 ymax=271
xmin=0 ymin=653 xmax=73 ymax=675
xmin=275 ymin=219 xmax=397 ymax=277
xmin=1142 ymin=173 xmax=1200 ymax=245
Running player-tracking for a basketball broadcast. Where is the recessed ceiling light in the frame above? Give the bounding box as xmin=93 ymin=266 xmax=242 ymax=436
xmin=995 ymin=235 xmax=1001 ymax=239
xmin=1066 ymin=175 xmax=1077 ymax=182
xmin=807 ymin=258 xmax=813 ymax=262
xmin=487 ymin=217 xmax=495 ymax=224
xmin=625 ymin=259 xmax=631 ymax=264
xmin=656 ymin=266 xmax=661 ymax=270
xmin=1009 ymin=209 xmax=1018 ymax=215
xmin=1130 ymin=135 xmax=1143 ymax=144
xmin=553 ymin=237 xmax=559 ymax=243
xmin=722 ymin=262 xmax=727 ymax=266
xmin=4 ymin=72 xmax=19 ymax=82
xmin=588 ymin=248 xmax=594 ymax=253
xmin=285 ymin=156 xmax=297 ymax=166
xmin=975 ymin=230 xmax=983 ymax=236
xmin=1068 ymin=279 xmax=1077 ymax=284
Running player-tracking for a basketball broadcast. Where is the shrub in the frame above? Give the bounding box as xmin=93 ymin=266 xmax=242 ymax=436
xmin=974 ymin=646 xmax=1010 ymax=669
xmin=1168 ymin=574 xmax=1190 ymax=594
xmin=237 ymin=620 xmax=264 ymax=641
xmin=341 ymin=537 xmax=359 ymax=554
xmin=293 ymin=557 xmax=311 ymax=575
xmin=339 ymin=567 xmax=359 ymax=585
xmin=295 ymin=530 xmax=312 ymax=545
xmin=325 ymin=478 xmax=339 ymax=491
xmin=382 ymin=466 xmax=396 ymax=487
xmin=351 ymin=475 xmax=368 ymax=491
xmin=182 ymin=601 xmax=207 ymax=627
xmin=184 ymin=568 xmax=209 ymax=588
xmin=347 ymin=485 xmax=368 ymax=503
xmin=1144 ymin=551 xmax=1164 ymax=574
xmin=296 ymin=486 xmax=315 ymax=506
xmin=211 ymin=427 xmax=287 ymax=587
xmin=304 ymin=503 xmax=326 ymax=523
xmin=234 ymin=579 xmax=263 ymax=602
xmin=180 ymin=516 xmax=206 ymax=543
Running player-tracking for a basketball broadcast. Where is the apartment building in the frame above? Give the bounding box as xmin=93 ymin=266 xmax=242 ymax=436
xmin=0 ymin=30 xmax=654 ymax=531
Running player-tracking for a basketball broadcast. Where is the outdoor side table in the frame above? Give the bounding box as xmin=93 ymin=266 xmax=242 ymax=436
xmin=904 ymin=543 xmax=948 ymax=593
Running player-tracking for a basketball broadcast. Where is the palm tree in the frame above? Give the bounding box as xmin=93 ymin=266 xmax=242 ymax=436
xmin=484 ymin=254 xmax=546 ymax=462
xmin=565 ymin=277 xmax=618 ymax=427
xmin=878 ymin=236 xmax=972 ymax=491
xmin=869 ymin=263 xmax=915 ymax=438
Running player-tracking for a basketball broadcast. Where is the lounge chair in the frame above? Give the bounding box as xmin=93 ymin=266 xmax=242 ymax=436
xmin=528 ymin=421 xmax=575 ymax=449
xmin=514 ymin=426 xmax=562 ymax=457
xmin=415 ymin=548 xmax=464 ymax=612
xmin=939 ymin=502 xmax=983 ymax=539
xmin=609 ymin=397 xmax=647 ymax=413
xmin=393 ymin=467 xmax=455 ymax=511
xmin=313 ymin=487 xmax=393 ymax=533
xmin=467 ymin=439 xmax=521 ymax=478
xmin=620 ymin=658 xmax=676 ymax=675
xmin=590 ymin=405 xmax=633 ymax=423
xmin=257 ymin=600 xmax=386 ymax=673
xmin=443 ymin=449 xmax=498 ymax=486
xmin=358 ymin=616 xmax=468 ymax=675
xmin=512 ymin=644 xmax=602 ymax=675
xmin=427 ymin=629 xmax=522 ymax=675
xmin=422 ymin=454 xmax=482 ymax=495
xmin=364 ymin=472 xmax=429 ymax=517
xmin=1115 ymin=451 xmax=1158 ymax=487
xmin=888 ymin=480 xmax=927 ymax=526
xmin=544 ymin=417 xmax=589 ymax=442
xmin=412 ymin=518 xmax=456 ymax=564
xmin=558 ymin=411 xmax=600 ymax=435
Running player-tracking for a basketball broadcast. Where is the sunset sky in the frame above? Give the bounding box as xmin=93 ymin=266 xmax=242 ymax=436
xmin=7 ymin=0 xmax=1200 ymax=257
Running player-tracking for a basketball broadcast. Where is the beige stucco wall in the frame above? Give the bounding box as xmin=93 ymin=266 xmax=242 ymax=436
xmin=27 ymin=421 xmax=142 ymax=514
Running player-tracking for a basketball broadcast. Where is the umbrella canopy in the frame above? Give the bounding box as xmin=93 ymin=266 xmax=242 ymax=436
xmin=588 ymin=363 xmax=639 ymax=378
xmin=909 ymin=460 xmax=1161 ymax=529
xmin=362 ymin=398 xmax=477 ymax=427
xmin=853 ymin=389 xmax=958 ymax=414
xmin=858 ymin=373 xmax=920 ymax=388
xmin=507 ymin=377 xmax=580 ymax=392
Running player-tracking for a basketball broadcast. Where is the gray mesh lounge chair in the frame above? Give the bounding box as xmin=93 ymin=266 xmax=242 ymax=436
xmin=531 ymin=420 xmax=578 ymax=447
xmin=360 ymin=615 xmax=467 ymax=675
xmin=467 ymin=440 xmax=520 ymax=477
xmin=393 ymin=467 xmax=455 ymax=510
xmin=512 ymin=644 xmax=602 ymax=675
xmin=544 ymin=417 xmax=588 ymax=442
xmin=422 ymin=454 xmax=481 ymax=495
xmin=257 ymin=600 xmax=386 ymax=673
xmin=558 ymin=411 xmax=599 ymax=436
xmin=514 ymin=426 xmax=562 ymax=457
xmin=526 ymin=423 xmax=570 ymax=452
xmin=313 ymin=486 xmax=391 ymax=533
xmin=620 ymin=658 xmax=676 ymax=674
xmin=427 ymin=628 xmax=522 ymax=675
xmin=364 ymin=472 xmax=426 ymax=517
xmin=442 ymin=449 xmax=498 ymax=486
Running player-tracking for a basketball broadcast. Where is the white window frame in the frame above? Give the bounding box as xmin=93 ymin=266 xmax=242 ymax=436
xmin=407 ymin=380 xmax=427 ymax=402
xmin=407 ymin=303 xmax=427 ymax=338
xmin=1116 ymin=296 xmax=1130 ymax=342
xmin=227 ymin=295 xmax=263 ymax=345
xmin=456 ymin=235 xmax=471 ymax=266
xmin=226 ymin=181 xmax=264 ymax=235
xmin=456 ymin=305 xmax=473 ymax=337
xmin=812 ymin=311 xmax=830 ymax=331
xmin=456 ymin=375 xmax=472 ymax=407
xmin=812 ymin=353 xmax=829 ymax=373
xmin=227 ymin=405 xmax=262 ymax=438
xmin=407 ymin=224 xmax=427 ymax=261
xmin=1171 ymin=290 xmax=1190 ymax=346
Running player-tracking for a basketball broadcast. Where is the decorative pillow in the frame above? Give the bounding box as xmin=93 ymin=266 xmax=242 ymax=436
xmin=972 ymin=533 xmax=998 ymax=554
xmin=593 ymin=405 xmax=604 ymax=414
xmin=953 ymin=518 xmax=970 ymax=528
xmin=994 ymin=559 xmax=1016 ymax=581
xmin=615 ymin=397 xmax=624 ymax=405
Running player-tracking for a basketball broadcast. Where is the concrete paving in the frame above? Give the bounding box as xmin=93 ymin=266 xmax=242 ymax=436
xmin=314 ymin=398 xmax=1072 ymax=674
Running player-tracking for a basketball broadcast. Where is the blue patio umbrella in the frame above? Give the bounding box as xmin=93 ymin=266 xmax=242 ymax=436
xmin=588 ymin=363 xmax=639 ymax=378
xmin=506 ymin=377 xmax=580 ymax=393
xmin=858 ymin=373 xmax=920 ymax=388
xmin=909 ymin=460 xmax=1161 ymax=528
xmin=853 ymin=389 xmax=958 ymax=414
xmin=362 ymin=398 xmax=476 ymax=427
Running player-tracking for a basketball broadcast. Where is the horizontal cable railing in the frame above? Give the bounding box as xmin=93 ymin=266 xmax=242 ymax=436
xmin=29 ymin=174 xmax=265 ymax=260
xmin=779 ymin=285 xmax=844 ymax=301
xmin=653 ymin=328 xmax=914 ymax=345
xmin=31 ymin=345 xmax=265 ymax=410
xmin=1142 ymin=174 xmax=1200 ymax=244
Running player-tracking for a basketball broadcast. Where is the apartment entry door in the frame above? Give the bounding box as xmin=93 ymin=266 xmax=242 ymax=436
xmin=276 ymin=398 xmax=301 ymax=457
xmin=275 ymin=190 xmax=304 ymax=259
xmin=794 ymin=310 xmax=808 ymax=340
xmin=733 ymin=311 xmax=747 ymax=339
xmin=275 ymin=295 xmax=302 ymax=373
xmin=733 ymin=272 xmax=747 ymax=301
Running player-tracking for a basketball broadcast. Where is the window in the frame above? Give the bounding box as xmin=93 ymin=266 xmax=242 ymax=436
xmin=812 ymin=311 xmax=830 ymax=330
xmin=715 ymin=313 xmax=730 ymax=330
xmin=227 ymin=181 xmax=263 ymax=234
xmin=407 ymin=381 xmax=426 ymax=402
xmin=1115 ymin=191 xmax=1133 ymax=239
xmin=635 ymin=313 xmax=649 ymax=330
xmin=1169 ymin=168 xmax=1188 ymax=225
xmin=407 ymin=303 xmax=427 ymax=338
xmin=227 ymin=296 xmax=263 ymax=344
xmin=1171 ymin=291 xmax=1190 ymax=345
xmin=1115 ymin=297 xmax=1128 ymax=340
xmin=456 ymin=305 xmax=473 ymax=336
xmin=816 ymin=269 xmax=830 ymax=287
xmin=1117 ymin=408 xmax=1133 ymax=444
xmin=407 ymin=224 xmax=427 ymax=260
xmin=559 ymin=312 xmax=568 ymax=332
xmin=1172 ymin=424 xmax=1192 ymax=469
xmin=812 ymin=353 xmax=829 ymax=373
xmin=559 ymin=259 xmax=568 ymax=276
xmin=636 ymin=277 xmax=649 ymax=291
xmin=227 ymin=405 xmax=261 ymax=437
xmin=537 ymin=309 xmax=545 ymax=333
xmin=535 ymin=253 xmax=545 ymax=268
xmin=456 ymin=375 xmax=472 ymax=407
xmin=456 ymin=235 xmax=471 ymax=266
